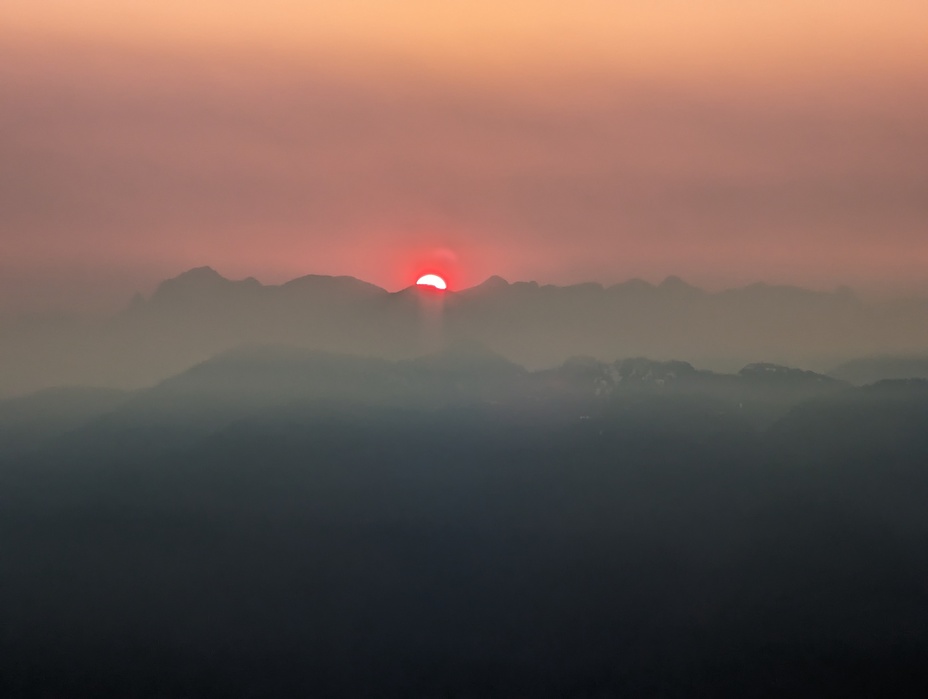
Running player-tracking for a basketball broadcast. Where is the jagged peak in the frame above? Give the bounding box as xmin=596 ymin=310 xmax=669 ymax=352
xmin=148 ymin=267 xmax=263 ymax=305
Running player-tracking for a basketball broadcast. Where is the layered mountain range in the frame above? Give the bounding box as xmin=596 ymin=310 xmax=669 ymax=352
xmin=2 ymin=267 xmax=928 ymax=397
xmin=0 ymin=341 xmax=900 ymax=458
xmin=4 ymin=275 xmax=928 ymax=697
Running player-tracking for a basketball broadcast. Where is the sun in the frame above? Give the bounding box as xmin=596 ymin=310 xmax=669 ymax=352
xmin=416 ymin=274 xmax=447 ymax=290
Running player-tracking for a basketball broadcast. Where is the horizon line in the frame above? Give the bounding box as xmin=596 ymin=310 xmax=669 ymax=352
xmin=155 ymin=265 xmax=862 ymax=299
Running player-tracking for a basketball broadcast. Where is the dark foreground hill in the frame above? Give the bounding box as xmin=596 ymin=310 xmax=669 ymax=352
xmin=2 ymin=351 xmax=928 ymax=696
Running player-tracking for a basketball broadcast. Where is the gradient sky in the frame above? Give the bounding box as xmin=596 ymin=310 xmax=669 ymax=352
xmin=3 ymin=1 xmax=927 ymax=310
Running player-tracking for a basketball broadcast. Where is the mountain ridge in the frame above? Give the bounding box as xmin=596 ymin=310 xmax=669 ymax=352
xmin=2 ymin=267 xmax=927 ymax=399
xmin=140 ymin=267 xmax=864 ymax=301
xmin=0 ymin=344 xmax=857 ymax=455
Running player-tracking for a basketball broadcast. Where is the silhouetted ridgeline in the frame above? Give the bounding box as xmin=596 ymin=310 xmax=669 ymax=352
xmin=3 ymin=267 xmax=928 ymax=397
xmin=1 ymin=346 xmax=928 ymax=696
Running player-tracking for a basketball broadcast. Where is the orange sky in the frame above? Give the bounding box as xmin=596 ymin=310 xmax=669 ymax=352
xmin=2 ymin=1 xmax=927 ymax=309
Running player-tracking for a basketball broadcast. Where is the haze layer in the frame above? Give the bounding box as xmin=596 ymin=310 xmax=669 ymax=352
xmin=3 ymin=1 xmax=928 ymax=309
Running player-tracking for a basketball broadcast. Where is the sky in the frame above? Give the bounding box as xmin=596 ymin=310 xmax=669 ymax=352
xmin=2 ymin=1 xmax=927 ymax=310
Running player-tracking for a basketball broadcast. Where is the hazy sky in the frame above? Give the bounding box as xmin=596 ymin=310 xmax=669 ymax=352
xmin=3 ymin=1 xmax=927 ymax=310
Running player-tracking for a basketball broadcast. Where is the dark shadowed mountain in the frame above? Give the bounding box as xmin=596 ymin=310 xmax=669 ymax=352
xmin=2 ymin=268 xmax=927 ymax=397
xmin=3 ymin=346 xmax=928 ymax=697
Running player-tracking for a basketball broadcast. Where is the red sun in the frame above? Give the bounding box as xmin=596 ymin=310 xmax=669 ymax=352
xmin=416 ymin=274 xmax=447 ymax=290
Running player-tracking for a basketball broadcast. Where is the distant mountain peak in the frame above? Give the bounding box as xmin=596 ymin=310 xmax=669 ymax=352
xmin=173 ymin=266 xmax=227 ymax=283
xmin=479 ymin=275 xmax=510 ymax=289
xmin=659 ymin=275 xmax=702 ymax=294
xmin=147 ymin=267 xmax=261 ymax=307
xmin=152 ymin=267 xmax=229 ymax=295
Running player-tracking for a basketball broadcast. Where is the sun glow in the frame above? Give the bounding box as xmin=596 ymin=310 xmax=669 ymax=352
xmin=416 ymin=274 xmax=447 ymax=290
